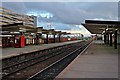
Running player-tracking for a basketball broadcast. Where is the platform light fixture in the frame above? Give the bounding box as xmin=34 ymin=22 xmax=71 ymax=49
xmin=112 ymin=34 xmax=114 ymax=36
xmin=115 ymin=28 xmax=118 ymax=30
xmin=106 ymin=25 xmax=109 ymax=31
xmin=37 ymin=29 xmax=42 ymax=34
xmin=37 ymin=31 xmax=42 ymax=34
xmin=106 ymin=28 xmax=109 ymax=31
xmin=110 ymin=31 xmax=113 ymax=33
xmin=102 ymin=31 xmax=105 ymax=34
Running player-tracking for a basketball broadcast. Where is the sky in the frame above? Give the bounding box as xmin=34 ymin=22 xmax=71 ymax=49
xmin=1 ymin=2 xmax=119 ymax=37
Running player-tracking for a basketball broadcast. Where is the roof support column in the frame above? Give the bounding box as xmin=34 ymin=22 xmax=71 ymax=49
xmin=114 ymin=30 xmax=117 ymax=49
xmin=104 ymin=34 xmax=106 ymax=44
xmin=53 ymin=34 xmax=56 ymax=43
xmin=59 ymin=34 xmax=61 ymax=42
xmin=106 ymin=34 xmax=109 ymax=45
xmin=36 ymin=34 xmax=39 ymax=45
xmin=46 ymin=34 xmax=48 ymax=44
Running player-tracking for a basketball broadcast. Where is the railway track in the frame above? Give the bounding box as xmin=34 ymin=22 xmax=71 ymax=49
xmin=2 ymin=44 xmax=70 ymax=68
xmin=2 ymin=40 xmax=92 ymax=80
xmin=27 ymin=41 xmax=91 ymax=80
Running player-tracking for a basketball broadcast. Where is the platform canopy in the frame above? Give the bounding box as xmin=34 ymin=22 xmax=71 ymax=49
xmin=82 ymin=20 xmax=120 ymax=34
xmin=2 ymin=22 xmax=37 ymax=33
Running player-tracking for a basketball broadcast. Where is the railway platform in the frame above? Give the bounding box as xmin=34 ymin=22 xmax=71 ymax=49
xmin=56 ymin=40 xmax=118 ymax=79
xmin=1 ymin=40 xmax=82 ymax=59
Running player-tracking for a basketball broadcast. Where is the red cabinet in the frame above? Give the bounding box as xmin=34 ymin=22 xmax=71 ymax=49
xmin=14 ymin=35 xmax=25 ymax=48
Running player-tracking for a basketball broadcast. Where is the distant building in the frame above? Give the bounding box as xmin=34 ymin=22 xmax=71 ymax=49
xmin=0 ymin=7 xmax=38 ymax=47
xmin=31 ymin=15 xmax=37 ymax=27
xmin=0 ymin=7 xmax=37 ymax=28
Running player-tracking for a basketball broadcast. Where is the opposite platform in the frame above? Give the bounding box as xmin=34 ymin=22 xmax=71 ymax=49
xmin=56 ymin=40 xmax=118 ymax=78
xmin=1 ymin=40 xmax=82 ymax=59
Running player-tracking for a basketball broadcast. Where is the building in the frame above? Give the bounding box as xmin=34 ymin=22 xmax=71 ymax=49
xmin=0 ymin=7 xmax=37 ymax=29
xmin=0 ymin=7 xmax=38 ymax=48
xmin=0 ymin=7 xmax=71 ymax=48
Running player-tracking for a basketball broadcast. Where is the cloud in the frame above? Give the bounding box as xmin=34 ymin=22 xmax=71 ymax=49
xmin=37 ymin=21 xmax=81 ymax=30
xmin=2 ymin=2 xmax=28 ymax=14
xmin=2 ymin=2 xmax=118 ymax=24
xmin=2 ymin=0 xmax=120 ymax=2
xmin=1 ymin=2 xmax=118 ymax=36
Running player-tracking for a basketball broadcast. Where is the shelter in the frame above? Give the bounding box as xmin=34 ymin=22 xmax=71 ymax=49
xmin=82 ymin=20 xmax=120 ymax=49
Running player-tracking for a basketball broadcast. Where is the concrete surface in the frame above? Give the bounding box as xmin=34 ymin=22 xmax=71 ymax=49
xmin=56 ymin=40 xmax=118 ymax=78
xmin=1 ymin=40 xmax=82 ymax=59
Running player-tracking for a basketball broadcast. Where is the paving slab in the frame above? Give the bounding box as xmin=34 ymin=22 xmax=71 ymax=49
xmin=56 ymin=40 xmax=118 ymax=78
